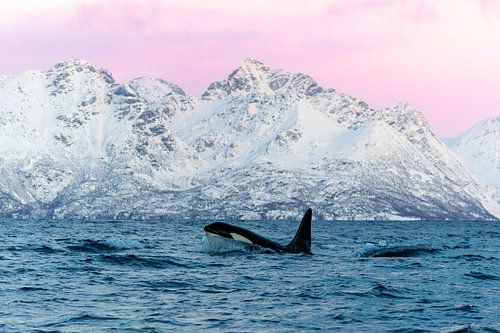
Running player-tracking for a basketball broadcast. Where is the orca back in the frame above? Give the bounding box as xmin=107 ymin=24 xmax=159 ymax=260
xmin=204 ymin=208 xmax=313 ymax=253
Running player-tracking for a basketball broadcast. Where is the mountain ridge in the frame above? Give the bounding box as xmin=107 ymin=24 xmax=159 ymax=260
xmin=0 ymin=59 xmax=498 ymax=220
xmin=444 ymin=116 xmax=500 ymax=189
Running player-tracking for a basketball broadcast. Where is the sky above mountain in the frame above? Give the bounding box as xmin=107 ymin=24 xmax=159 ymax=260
xmin=1 ymin=0 xmax=499 ymax=136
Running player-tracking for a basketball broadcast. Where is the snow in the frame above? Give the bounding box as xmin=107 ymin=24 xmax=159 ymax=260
xmin=0 ymin=59 xmax=498 ymax=220
xmin=444 ymin=116 xmax=500 ymax=188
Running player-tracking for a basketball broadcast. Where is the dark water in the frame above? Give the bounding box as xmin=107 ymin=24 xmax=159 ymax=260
xmin=0 ymin=219 xmax=498 ymax=332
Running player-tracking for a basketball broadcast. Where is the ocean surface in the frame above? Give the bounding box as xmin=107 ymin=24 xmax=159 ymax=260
xmin=0 ymin=218 xmax=498 ymax=332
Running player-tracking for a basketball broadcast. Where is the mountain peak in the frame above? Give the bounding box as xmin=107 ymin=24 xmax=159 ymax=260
xmin=239 ymin=58 xmax=267 ymax=71
xmin=50 ymin=58 xmax=96 ymax=72
xmin=202 ymin=58 xmax=324 ymax=99
xmin=446 ymin=114 xmax=500 ymax=189
xmin=486 ymin=115 xmax=500 ymax=124
xmin=129 ymin=77 xmax=187 ymax=97
xmin=45 ymin=59 xmax=115 ymax=95
xmin=243 ymin=57 xmax=264 ymax=65
xmin=387 ymin=101 xmax=422 ymax=118
xmin=456 ymin=115 xmax=500 ymax=140
xmin=468 ymin=115 xmax=500 ymax=132
xmin=228 ymin=58 xmax=271 ymax=82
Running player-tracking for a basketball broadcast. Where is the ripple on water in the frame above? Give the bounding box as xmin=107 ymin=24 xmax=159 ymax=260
xmin=33 ymin=245 xmax=65 ymax=254
xmin=67 ymin=239 xmax=141 ymax=253
xmin=18 ymin=286 xmax=49 ymax=292
xmin=355 ymin=243 xmax=440 ymax=258
xmin=42 ymin=312 xmax=119 ymax=328
xmin=341 ymin=283 xmax=412 ymax=300
xmin=452 ymin=253 xmax=498 ymax=261
xmin=1 ymin=244 xmax=64 ymax=254
xmin=464 ymin=271 xmax=499 ymax=281
xmin=98 ymin=254 xmax=187 ymax=269
xmin=139 ymin=279 xmax=196 ymax=292
xmin=369 ymin=283 xmax=413 ymax=299
xmin=439 ymin=324 xmax=475 ymax=333
xmin=388 ymin=327 xmax=432 ymax=333
xmin=452 ymin=304 xmax=480 ymax=313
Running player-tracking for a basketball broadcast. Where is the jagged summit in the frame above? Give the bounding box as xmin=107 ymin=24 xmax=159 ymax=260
xmin=49 ymin=58 xmax=97 ymax=72
xmin=489 ymin=115 xmax=500 ymax=123
xmin=44 ymin=59 xmax=115 ymax=97
xmin=127 ymin=77 xmax=193 ymax=117
xmin=381 ymin=102 xmax=431 ymax=130
xmin=46 ymin=59 xmax=116 ymax=87
xmin=202 ymin=58 xmax=325 ymax=99
xmin=43 ymin=58 xmax=327 ymax=101
xmin=239 ymin=57 xmax=268 ymax=72
xmin=129 ymin=77 xmax=187 ymax=97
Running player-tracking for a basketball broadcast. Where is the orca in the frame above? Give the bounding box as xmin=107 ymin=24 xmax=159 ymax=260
xmin=203 ymin=208 xmax=312 ymax=253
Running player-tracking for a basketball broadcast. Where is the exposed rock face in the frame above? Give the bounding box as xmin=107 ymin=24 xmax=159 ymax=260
xmin=0 ymin=58 xmax=498 ymax=220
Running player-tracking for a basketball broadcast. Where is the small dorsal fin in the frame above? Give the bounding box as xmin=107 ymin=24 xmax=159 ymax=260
xmin=286 ymin=208 xmax=312 ymax=253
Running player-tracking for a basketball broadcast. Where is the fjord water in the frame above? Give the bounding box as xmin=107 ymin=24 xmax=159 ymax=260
xmin=0 ymin=219 xmax=498 ymax=332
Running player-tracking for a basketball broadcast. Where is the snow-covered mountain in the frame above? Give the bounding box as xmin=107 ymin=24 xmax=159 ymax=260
xmin=0 ymin=58 xmax=498 ymax=220
xmin=444 ymin=117 xmax=500 ymax=188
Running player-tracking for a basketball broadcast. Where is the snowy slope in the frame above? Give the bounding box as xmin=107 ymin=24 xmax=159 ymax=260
xmin=0 ymin=58 xmax=498 ymax=220
xmin=444 ymin=117 xmax=500 ymax=188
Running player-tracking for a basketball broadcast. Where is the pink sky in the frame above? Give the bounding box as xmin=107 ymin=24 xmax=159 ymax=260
xmin=1 ymin=0 xmax=499 ymax=137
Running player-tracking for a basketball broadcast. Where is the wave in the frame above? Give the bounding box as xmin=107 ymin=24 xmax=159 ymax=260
xmin=140 ymin=279 xmax=195 ymax=290
xmin=369 ymin=283 xmax=411 ymax=299
xmin=355 ymin=242 xmax=440 ymax=258
xmin=100 ymin=239 xmax=141 ymax=250
xmin=389 ymin=327 xmax=432 ymax=333
xmin=67 ymin=239 xmax=141 ymax=253
xmin=464 ymin=271 xmax=499 ymax=281
xmin=41 ymin=312 xmax=118 ymax=327
xmin=453 ymin=304 xmax=479 ymax=313
xmin=450 ymin=254 xmax=497 ymax=261
xmin=342 ymin=283 xmax=411 ymax=300
xmin=99 ymin=254 xmax=187 ymax=269
xmin=439 ymin=324 xmax=474 ymax=333
xmin=33 ymin=245 xmax=65 ymax=254
xmin=2 ymin=244 xmax=64 ymax=253
xmin=65 ymin=313 xmax=117 ymax=323
xmin=19 ymin=286 xmax=49 ymax=292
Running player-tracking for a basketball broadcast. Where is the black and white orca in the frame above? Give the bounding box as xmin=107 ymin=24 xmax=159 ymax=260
xmin=203 ymin=208 xmax=312 ymax=253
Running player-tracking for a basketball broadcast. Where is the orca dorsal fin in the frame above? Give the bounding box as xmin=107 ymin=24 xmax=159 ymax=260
xmin=286 ymin=208 xmax=312 ymax=253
